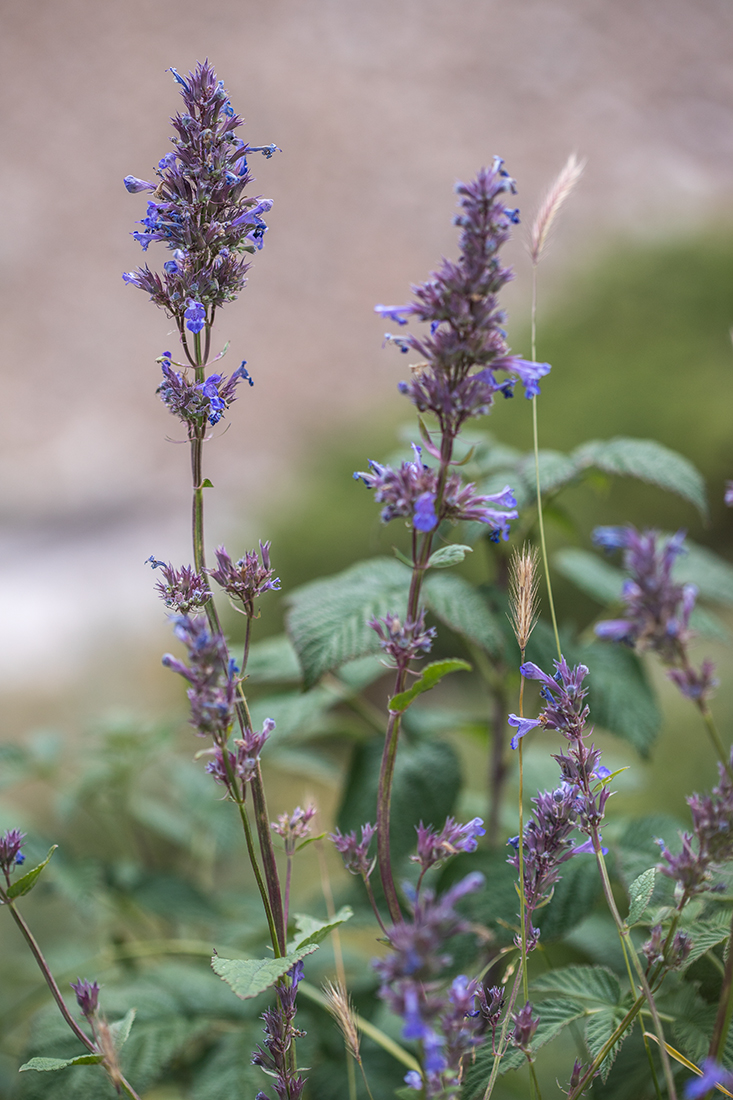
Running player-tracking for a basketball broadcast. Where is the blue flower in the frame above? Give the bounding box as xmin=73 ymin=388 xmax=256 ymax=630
xmin=403 ymin=1070 xmax=422 ymax=1090
xmin=123 ymin=175 xmax=156 ymax=194
xmin=507 ymin=714 xmax=541 ymax=750
xmin=184 ymin=299 xmax=206 ymax=333
xmin=685 ymin=1059 xmax=733 ymax=1098
xmin=374 ymin=303 xmax=412 ymax=325
xmin=413 ymin=491 xmax=438 ymax=532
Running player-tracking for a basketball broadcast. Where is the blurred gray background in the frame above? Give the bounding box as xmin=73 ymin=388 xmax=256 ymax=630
xmin=1 ymin=0 xmax=732 ymax=715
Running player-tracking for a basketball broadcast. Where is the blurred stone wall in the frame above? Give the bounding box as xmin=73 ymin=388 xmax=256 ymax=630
xmin=1 ymin=0 xmax=732 ymax=688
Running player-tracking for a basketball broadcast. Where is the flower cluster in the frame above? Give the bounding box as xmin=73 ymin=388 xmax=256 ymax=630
xmin=162 ymin=615 xmax=238 ymax=740
xmin=146 ymin=557 xmax=210 ymax=613
xmin=252 ymin=961 xmax=306 ymax=1100
xmin=330 ymin=823 xmax=377 ymax=878
xmin=157 ymin=353 xmax=253 ymax=427
xmin=123 ymin=61 xmax=277 ymax=330
xmin=509 ymin=659 xmax=612 ymax=850
xmin=377 ymin=161 xmax=550 ymax=438
xmin=593 ymin=526 xmax=716 ymax=704
xmin=641 ymin=923 xmax=692 ymax=972
xmin=272 ymin=805 xmax=317 ymax=856
xmin=658 ymin=749 xmax=733 ymax=901
xmin=0 ymin=829 xmax=26 ymax=880
xmin=412 ymin=816 xmax=486 ymax=874
xmin=354 ymin=444 xmax=517 ymax=539
xmin=369 ymin=611 xmax=436 ymax=670
xmin=507 ymin=783 xmax=578 ymax=950
xmin=208 ymin=541 xmax=281 ymax=616
xmin=204 ymin=720 xmax=275 ymax=788
xmin=510 ymin=1001 xmax=539 ymax=1053
xmin=70 ymin=979 xmax=100 ymax=1019
xmin=374 ymin=872 xmax=486 ymax=1098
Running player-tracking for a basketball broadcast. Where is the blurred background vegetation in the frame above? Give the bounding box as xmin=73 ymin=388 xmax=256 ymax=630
xmin=1 ymin=229 xmax=733 ymax=1098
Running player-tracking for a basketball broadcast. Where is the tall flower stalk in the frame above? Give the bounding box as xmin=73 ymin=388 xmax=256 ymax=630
xmin=364 ymin=159 xmax=550 ymax=922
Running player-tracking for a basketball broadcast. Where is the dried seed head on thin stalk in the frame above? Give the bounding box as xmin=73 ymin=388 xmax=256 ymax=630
xmin=529 ymin=153 xmax=585 ymax=267
xmin=323 ymin=979 xmax=360 ymax=1062
xmin=509 ymin=544 xmax=540 ymax=652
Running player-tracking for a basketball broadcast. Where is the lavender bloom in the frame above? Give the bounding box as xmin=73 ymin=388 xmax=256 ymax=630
xmin=330 ymin=823 xmax=377 ymax=878
xmin=507 ymin=784 xmax=578 ymax=950
xmin=520 ymin=657 xmax=590 ymax=742
xmin=685 ymin=1059 xmax=733 ymax=1098
xmin=162 ymin=614 xmax=238 ymax=740
xmin=70 ymin=979 xmax=100 ymax=1019
xmin=658 ymin=749 xmax=733 ymax=901
xmin=370 ymin=610 xmax=436 ymax=669
xmin=146 ymin=557 xmax=210 ymax=613
xmin=412 ymin=816 xmax=486 ymax=872
xmin=507 ymin=714 xmax=541 ymax=750
xmin=510 ymin=1001 xmax=539 ymax=1052
xmin=204 ymin=720 xmax=275 ymax=787
xmin=378 ymin=161 xmax=551 ymax=438
xmin=374 ymin=874 xmax=486 ymax=1097
xmin=157 ymin=355 xmax=253 ymax=428
xmin=208 ymin=541 xmax=281 ymax=616
xmin=272 ymin=805 xmax=317 ymax=856
xmin=252 ymin=961 xmax=306 ymax=1100
xmin=0 ymin=829 xmax=26 ymax=878
xmin=593 ymin=526 xmax=716 ymax=703
xmin=123 ymin=61 xmax=277 ymax=329
xmin=354 ymin=445 xmax=517 ymax=538
xmin=475 ymin=986 xmax=505 ymax=1051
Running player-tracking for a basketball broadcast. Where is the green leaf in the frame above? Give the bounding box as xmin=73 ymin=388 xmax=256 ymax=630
xmin=244 ymin=635 xmax=302 ymax=683
xmin=7 ymin=844 xmax=58 ymax=898
xmin=338 ymin=738 xmax=460 ymax=865
xmin=200 ymin=478 xmax=214 ymax=489
xmin=674 ymin=539 xmax=733 ymax=606
xmin=388 ymin=659 xmax=471 ymax=713
xmin=287 ymin=906 xmax=353 ymax=952
xmin=108 ymin=1007 xmax=136 ymax=1050
xmin=626 ymin=868 xmax=656 ymax=927
xmin=534 ymin=853 xmax=602 ymax=941
xmin=517 ymin=449 xmax=579 ymax=495
xmin=212 ymin=942 xmax=321 ymax=1000
xmin=572 ymin=437 xmax=708 ymax=517
xmin=286 ymin=558 xmax=411 ymax=688
xmin=586 ymin=1006 xmax=633 ymax=1082
xmin=423 ymin=572 xmax=503 ymax=654
xmin=679 ymin=909 xmax=733 ymax=970
xmin=393 ymin=546 xmax=414 ymax=567
xmin=532 ymin=964 xmax=622 ymax=1006
xmin=426 ymin=544 xmax=472 ymax=569
xmin=248 ymin=687 xmax=337 ymax=744
xmin=19 ymin=1054 xmax=104 ymax=1072
xmin=553 ymin=548 xmax=625 ymax=604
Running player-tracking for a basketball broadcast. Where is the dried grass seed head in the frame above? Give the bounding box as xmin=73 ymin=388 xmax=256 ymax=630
xmin=509 ymin=544 xmax=540 ymax=651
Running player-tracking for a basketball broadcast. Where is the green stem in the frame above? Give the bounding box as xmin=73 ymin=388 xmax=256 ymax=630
xmin=517 ymin=666 xmax=529 ymax=1006
xmin=481 ymin=962 xmax=524 ymax=1100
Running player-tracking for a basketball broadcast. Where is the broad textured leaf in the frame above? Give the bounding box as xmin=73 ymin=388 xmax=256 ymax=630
xmin=517 ymin=449 xmax=579 ymax=495
xmin=19 ymin=1055 xmax=104 ymax=1072
xmin=586 ymin=1005 xmax=633 ymax=1082
xmin=423 ymin=571 xmax=503 ymax=654
xmin=190 ymin=1029 xmax=264 ymax=1100
xmin=670 ymin=984 xmax=733 ymax=1070
xmin=614 ymin=814 xmax=685 ymax=902
xmin=248 ymin=687 xmax=337 ymax=744
xmin=573 ymin=437 xmax=707 ymax=517
xmin=577 ymin=641 xmax=660 ymax=757
xmin=7 ymin=845 xmax=58 ymax=898
xmin=462 ymin=998 xmax=587 ymax=1097
xmin=212 ymin=943 xmax=321 ymax=1000
xmin=553 ymin=548 xmax=625 ymax=604
xmin=679 ymin=909 xmax=733 ymax=970
xmin=534 ymin=853 xmax=601 ymax=940
xmin=427 ymin=544 xmax=472 ymax=568
xmin=389 ymin=659 xmax=471 ymax=713
xmin=338 ymin=738 xmax=461 ymax=865
xmin=626 ymin=868 xmax=656 ymax=926
xmin=674 ymin=539 xmax=733 ymax=606
xmin=532 ymin=964 xmax=622 ymax=1006
xmin=109 ymin=1008 xmax=136 ymax=1051
xmin=244 ymin=635 xmax=302 ymax=682
xmin=287 ymin=906 xmax=353 ymax=952
xmin=286 ymin=558 xmax=411 ymax=687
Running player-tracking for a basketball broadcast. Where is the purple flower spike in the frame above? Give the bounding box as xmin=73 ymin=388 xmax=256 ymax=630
xmin=507 ymin=714 xmax=541 ymax=750
xmin=70 ymin=979 xmax=100 ymax=1019
xmin=0 ymin=829 xmax=26 ymax=876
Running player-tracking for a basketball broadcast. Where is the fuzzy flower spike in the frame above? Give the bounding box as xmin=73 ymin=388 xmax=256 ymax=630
xmin=123 ymin=61 xmax=277 ymax=343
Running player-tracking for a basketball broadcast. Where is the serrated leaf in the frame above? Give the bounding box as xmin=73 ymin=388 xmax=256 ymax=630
xmin=517 ymin=449 xmax=579 ymax=495
xmin=626 ymin=868 xmax=656 ymax=926
xmin=287 ymin=906 xmax=353 ymax=952
xmin=426 ymin=544 xmax=472 ymax=569
xmin=586 ymin=1005 xmax=633 ymax=1082
xmin=286 ymin=558 xmax=411 ymax=688
xmin=573 ymin=437 xmax=707 ymax=517
xmin=679 ymin=909 xmax=733 ymax=970
xmin=532 ymin=964 xmax=622 ymax=1006
xmin=423 ymin=571 xmax=503 ymax=654
xmin=19 ymin=1054 xmax=104 ymax=1071
xmin=7 ymin=844 xmax=58 ymax=898
xmin=108 ymin=1007 xmax=136 ymax=1050
xmin=248 ymin=687 xmax=336 ymax=744
xmin=212 ymin=944 xmax=321 ymax=1000
xmin=389 ymin=659 xmax=471 ymax=713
